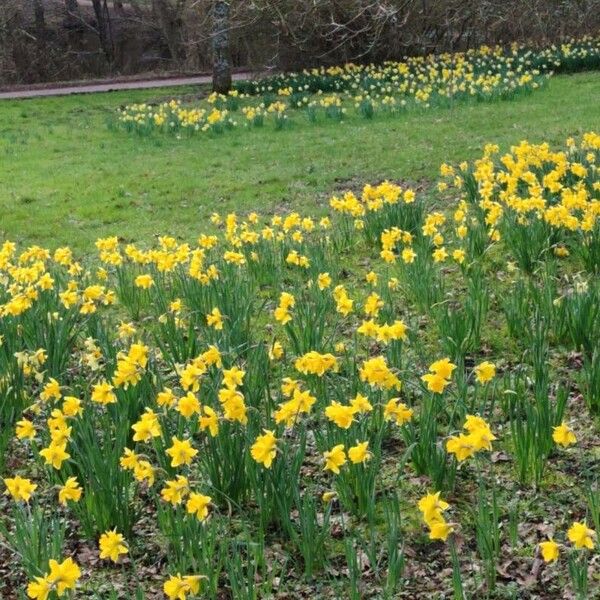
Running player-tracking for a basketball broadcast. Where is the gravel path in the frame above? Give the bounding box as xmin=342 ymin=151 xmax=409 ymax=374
xmin=0 ymin=72 xmax=255 ymax=100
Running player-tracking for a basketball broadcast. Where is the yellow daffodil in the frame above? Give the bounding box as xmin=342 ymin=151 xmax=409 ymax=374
xmin=250 ymin=430 xmax=277 ymax=468
xmin=552 ymin=422 xmax=577 ymax=448
xmin=539 ymin=539 xmax=559 ymax=562
xmin=99 ymin=529 xmax=128 ymax=563
xmin=567 ymin=522 xmax=596 ymax=550
xmin=323 ymin=444 xmax=346 ymax=474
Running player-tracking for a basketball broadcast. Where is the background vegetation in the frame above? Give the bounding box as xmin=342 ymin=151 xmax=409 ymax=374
xmin=1 ymin=0 xmax=599 ymax=84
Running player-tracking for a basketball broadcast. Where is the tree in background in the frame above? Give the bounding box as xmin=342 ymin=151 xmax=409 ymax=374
xmin=212 ymin=0 xmax=231 ymax=93
xmin=91 ymin=0 xmax=115 ymax=65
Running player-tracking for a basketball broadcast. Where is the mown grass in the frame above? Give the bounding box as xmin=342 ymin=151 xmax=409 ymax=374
xmin=0 ymin=72 xmax=599 ymax=251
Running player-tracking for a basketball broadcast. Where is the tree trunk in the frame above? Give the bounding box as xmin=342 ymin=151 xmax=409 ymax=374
xmin=212 ymin=0 xmax=231 ymax=94
xmin=33 ymin=0 xmax=46 ymax=35
xmin=153 ymin=0 xmax=186 ymax=64
xmin=63 ymin=0 xmax=84 ymax=49
xmin=91 ymin=0 xmax=114 ymax=65
xmin=64 ymin=0 xmax=81 ymax=21
xmin=33 ymin=0 xmax=48 ymax=80
xmin=7 ymin=6 xmax=32 ymax=83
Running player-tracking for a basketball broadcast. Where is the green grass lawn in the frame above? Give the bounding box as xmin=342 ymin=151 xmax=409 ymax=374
xmin=1 ymin=72 xmax=599 ymax=251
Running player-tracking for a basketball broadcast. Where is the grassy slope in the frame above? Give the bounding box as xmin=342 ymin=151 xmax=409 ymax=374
xmin=0 ymin=72 xmax=599 ymax=251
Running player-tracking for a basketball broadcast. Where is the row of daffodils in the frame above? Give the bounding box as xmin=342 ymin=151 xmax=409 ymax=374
xmin=1 ymin=132 xmax=599 ymax=598
xmin=117 ymin=38 xmax=600 ymax=137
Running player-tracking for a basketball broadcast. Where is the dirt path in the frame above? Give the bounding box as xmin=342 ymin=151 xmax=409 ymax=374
xmin=0 ymin=72 xmax=256 ymax=101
